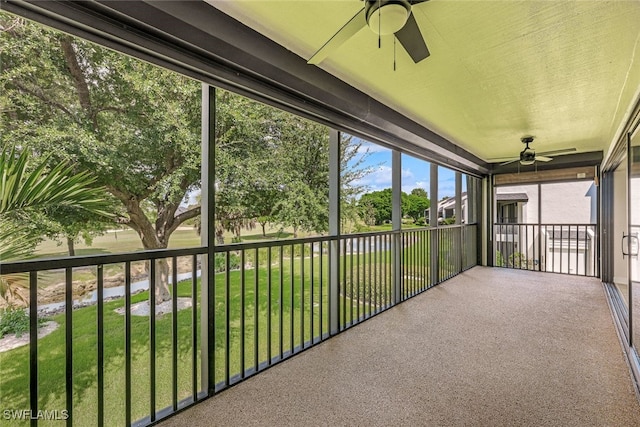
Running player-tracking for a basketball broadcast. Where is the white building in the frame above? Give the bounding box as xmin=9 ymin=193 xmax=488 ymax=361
xmin=495 ymin=180 xmax=598 ymax=275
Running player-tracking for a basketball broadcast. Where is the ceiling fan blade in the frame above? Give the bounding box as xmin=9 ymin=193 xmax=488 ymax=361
xmin=536 ymin=156 xmax=553 ymax=162
xmin=536 ymin=148 xmax=576 ymax=157
xmin=500 ymin=159 xmax=519 ymax=166
xmin=308 ymin=8 xmax=366 ymax=65
xmin=394 ymin=11 xmax=430 ymax=63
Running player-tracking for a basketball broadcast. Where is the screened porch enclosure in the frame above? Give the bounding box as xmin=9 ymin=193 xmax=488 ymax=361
xmin=1 ymin=0 xmax=640 ymax=426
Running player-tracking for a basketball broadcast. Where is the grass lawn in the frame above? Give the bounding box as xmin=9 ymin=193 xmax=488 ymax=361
xmin=0 ymin=249 xmax=413 ymax=426
xmin=34 ymin=228 xmax=203 ymax=258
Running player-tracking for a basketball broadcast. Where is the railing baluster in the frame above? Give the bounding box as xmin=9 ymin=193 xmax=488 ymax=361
xmin=254 ymin=248 xmax=259 ymax=372
xmin=560 ymin=225 xmax=564 ymax=274
xmin=240 ymin=250 xmax=245 ymax=378
xmin=300 ymin=243 xmax=304 ymax=348
xmin=191 ymin=255 xmax=198 ymax=401
xmin=149 ymin=260 xmax=156 ymax=422
xmin=171 ymin=257 xmax=178 ymax=411
xmin=97 ymin=264 xmax=105 ymax=427
xmin=65 ymin=267 xmax=73 ymax=427
xmin=309 ymin=242 xmax=314 ymax=343
xmin=279 ymin=246 xmax=284 ymax=360
xmin=342 ymin=238 xmax=347 ymax=330
xmin=225 ymin=252 xmax=230 ymax=386
xmin=290 ymin=244 xmax=294 ymax=353
xmin=29 ymin=271 xmax=38 ymax=427
xmin=355 ymin=237 xmax=360 ymax=323
xmin=368 ymin=235 xmax=372 ymax=316
xmin=125 ymin=262 xmax=132 ymax=426
xmin=267 ymin=247 xmax=272 ymax=363
xmin=323 ymin=241 xmax=327 ymax=338
xmin=575 ymin=225 xmax=579 ymax=275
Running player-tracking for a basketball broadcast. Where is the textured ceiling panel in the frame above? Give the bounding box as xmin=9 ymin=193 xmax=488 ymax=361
xmin=211 ymin=0 xmax=640 ymax=163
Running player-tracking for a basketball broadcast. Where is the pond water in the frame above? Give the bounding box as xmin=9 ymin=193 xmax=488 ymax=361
xmin=38 ymin=270 xmax=201 ymax=314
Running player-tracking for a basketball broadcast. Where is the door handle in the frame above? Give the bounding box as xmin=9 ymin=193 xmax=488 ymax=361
xmin=622 ymin=232 xmax=639 ymax=257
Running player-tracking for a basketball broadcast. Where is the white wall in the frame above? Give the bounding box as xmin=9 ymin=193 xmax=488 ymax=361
xmin=541 ymin=181 xmax=595 ymax=224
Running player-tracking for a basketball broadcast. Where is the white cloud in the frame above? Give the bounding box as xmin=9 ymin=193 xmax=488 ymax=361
xmin=357 ymin=141 xmax=391 ymax=155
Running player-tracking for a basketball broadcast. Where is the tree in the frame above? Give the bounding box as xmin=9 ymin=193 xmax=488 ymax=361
xmin=42 ymin=205 xmax=115 ymax=256
xmin=358 ymin=189 xmax=393 ymax=225
xmin=1 ymin=15 xmax=201 ymax=302
xmin=357 ymin=187 xmax=430 ymax=224
xmin=213 ymin=95 xmax=373 ymax=240
xmin=410 ymin=187 xmax=428 ymax=199
xmin=404 ymin=188 xmax=430 ymax=221
xmin=0 ymin=144 xmax=111 ymax=302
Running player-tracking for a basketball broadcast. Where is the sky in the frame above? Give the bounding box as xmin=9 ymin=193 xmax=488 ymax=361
xmin=184 ymin=139 xmax=463 ymax=206
xmin=349 ymin=140 xmax=460 ymax=199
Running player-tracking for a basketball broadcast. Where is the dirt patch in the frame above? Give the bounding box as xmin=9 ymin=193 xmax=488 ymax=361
xmin=114 ymin=297 xmax=193 ymax=317
xmin=0 ymin=321 xmax=59 ymax=353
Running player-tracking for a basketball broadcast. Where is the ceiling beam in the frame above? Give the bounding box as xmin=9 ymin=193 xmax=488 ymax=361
xmin=2 ymin=0 xmax=489 ymax=176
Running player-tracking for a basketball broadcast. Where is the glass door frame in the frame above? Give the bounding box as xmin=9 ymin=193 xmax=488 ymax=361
xmin=627 ymin=125 xmax=640 ymax=349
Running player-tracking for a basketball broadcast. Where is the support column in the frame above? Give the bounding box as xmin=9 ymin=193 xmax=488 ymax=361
xmin=200 ymin=84 xmax=216 ymax=395
xmin=430 ymin=164 xmax=439 ymax=284
xmin=329 ymin=129 xmax=341 ymax=335
xmin=392 ymin=150 xmax=402 ymax=303
xmin=484 ymin=175 xmax=494 ymax=267
xmin=455 ymin=172 xmax=462 ymax=271
xmin=537 ymin=183 xmax=542 ymax=271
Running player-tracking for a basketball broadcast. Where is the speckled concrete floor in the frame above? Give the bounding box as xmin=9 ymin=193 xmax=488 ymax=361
xmin=159 ymin=267 xmax=640 ymax=426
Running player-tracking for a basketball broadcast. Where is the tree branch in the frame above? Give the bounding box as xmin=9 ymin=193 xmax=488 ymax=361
xmin=166 ymin=206 xmax=201 ymax=237
xmin=12 ymin=81 xmax=76 ymax=120
xmin=59 ymin=36 xmax=97 ymax=130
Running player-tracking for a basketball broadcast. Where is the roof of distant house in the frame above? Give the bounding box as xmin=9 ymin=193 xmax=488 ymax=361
xmin=496 ymin=193 xmax=528 ymax=202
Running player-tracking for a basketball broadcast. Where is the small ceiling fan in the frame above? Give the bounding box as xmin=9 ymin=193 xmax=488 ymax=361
xmin=308 ymin=0 xmax=430 ymax=65
xmin=494 ymin=136 xmax=577 ymax=166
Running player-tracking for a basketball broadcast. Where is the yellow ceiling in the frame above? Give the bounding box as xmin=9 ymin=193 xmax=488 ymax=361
xmin=209 ymin=0 xmax=640 ymax=163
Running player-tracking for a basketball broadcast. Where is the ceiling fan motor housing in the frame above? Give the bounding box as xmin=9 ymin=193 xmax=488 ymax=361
xmin=519 ymin=150 xmax=536 ymax=165
xmin=365 ymin=0 xmax=412 ymax=35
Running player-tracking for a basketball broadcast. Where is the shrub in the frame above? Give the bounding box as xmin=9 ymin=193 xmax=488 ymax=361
xmin=213 ymin=252 xmax=242 ymax=272
xmin=0 ymin=307 xmax=48 ymax=339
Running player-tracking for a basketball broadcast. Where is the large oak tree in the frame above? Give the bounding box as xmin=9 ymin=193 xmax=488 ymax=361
xmin=1 ymin=14 xmax=201 ymax=302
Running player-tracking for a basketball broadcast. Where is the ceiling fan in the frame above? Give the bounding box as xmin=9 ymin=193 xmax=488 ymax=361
xmin=308 ymin=0 xmax=430 ymax=65
xmin=495 ymin=136 xmax=577 ymax=166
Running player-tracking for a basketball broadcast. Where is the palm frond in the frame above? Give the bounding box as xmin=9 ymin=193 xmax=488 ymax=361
xmin=0 ymin=144 xmax=112 ymax=216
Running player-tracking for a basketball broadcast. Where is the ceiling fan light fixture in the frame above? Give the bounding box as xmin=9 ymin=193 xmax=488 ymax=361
xmin=366 ymin=1 xmax=411 ymax=35
xmin=519 ymin=147 xmax=536 ymax=165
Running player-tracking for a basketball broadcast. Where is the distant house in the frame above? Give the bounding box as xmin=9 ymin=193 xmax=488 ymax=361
xmin=494 ymin=181 xmax=597 ymax=275
xmin=425 ymin=192 xmax=468 ymax=225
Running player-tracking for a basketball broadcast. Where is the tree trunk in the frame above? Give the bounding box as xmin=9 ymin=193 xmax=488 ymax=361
xmin=154 ymin=258 xmax=171 ymax=303
xmin=261 ymin=222 xmax=267 ymax=237
xmin=67 ymin=237 xmax=76 ymax=257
